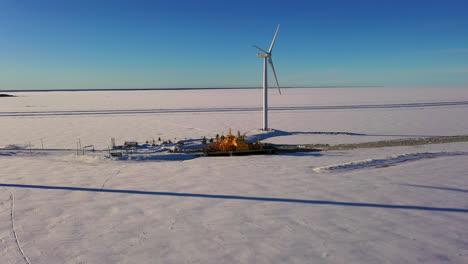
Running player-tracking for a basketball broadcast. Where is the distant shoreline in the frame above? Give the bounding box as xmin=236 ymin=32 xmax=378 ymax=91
xmin=0 ymin=86 xmax=383 ymax=93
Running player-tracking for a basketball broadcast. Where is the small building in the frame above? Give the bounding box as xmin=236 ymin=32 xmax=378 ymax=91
xmin=124 ymin=141 xmax=138 ymax=148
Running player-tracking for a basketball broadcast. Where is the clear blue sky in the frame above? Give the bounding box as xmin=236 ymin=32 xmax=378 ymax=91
xmin=1 ymin=0 xmax=467 ymax=90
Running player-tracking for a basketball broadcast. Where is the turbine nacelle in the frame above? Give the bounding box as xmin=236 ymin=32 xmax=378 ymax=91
xmin=253 ymin=24 xmax=281 ymax=96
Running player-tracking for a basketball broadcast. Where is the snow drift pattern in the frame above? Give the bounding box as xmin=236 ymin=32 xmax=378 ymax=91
xmin=313 ymin=152 xmax=468 ymax=173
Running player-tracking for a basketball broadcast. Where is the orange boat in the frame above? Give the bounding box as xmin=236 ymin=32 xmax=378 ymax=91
xmin=203 ymin=129 xmax=274 ymax=156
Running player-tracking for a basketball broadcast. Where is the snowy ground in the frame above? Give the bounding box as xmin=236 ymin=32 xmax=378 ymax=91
xmin=1 ymin=87 xmax=467 ymax=263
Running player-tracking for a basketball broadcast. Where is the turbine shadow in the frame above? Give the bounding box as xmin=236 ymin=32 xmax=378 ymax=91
xmin=1 ymin=183 xmax=466 ymax=213
xmin=246 ymin=130 xmax=444 ymax=142
xmin=246 ymin=130 xmax=366 ymax=142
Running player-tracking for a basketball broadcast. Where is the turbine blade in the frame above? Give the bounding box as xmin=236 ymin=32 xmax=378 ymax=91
xmin=268 ymin=24 xmax=280 ymax=53
xmin=253 ymin=45 xmax=268 ymax=54
xmin=268 ymin=58 xmax=281 ymax=95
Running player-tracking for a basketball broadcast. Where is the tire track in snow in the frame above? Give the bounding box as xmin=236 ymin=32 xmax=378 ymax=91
xmin=1 ymin=100 xmax=467 ymax=117
xmin=313 ymin=152 xmax=468 ymax=173
xmin=9 ymin=192 xmax=31 ymax=264
xmin=101 ymin=169 xmax=120 ymax=189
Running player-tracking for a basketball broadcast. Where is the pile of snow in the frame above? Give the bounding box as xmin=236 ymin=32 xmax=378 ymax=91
xmin=54 ymin=154 xmax=107 ymax=164
xmin=0 ymin=144 xmax=27 ymax=150
xmin=313 ymin=151 xmax=468 ymax=173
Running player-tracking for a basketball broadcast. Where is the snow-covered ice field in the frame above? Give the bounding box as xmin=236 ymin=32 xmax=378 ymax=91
xmin=1 ymin=87 xmax=467 ymax=263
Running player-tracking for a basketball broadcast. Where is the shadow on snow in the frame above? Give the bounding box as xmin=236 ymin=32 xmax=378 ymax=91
xmin=1 ymin=183 xmax=466 ymax=213
xmin=245 ymin=130 xmax=439 ymax=142
xmin=114 ymin=154 xmax=199 ymax=161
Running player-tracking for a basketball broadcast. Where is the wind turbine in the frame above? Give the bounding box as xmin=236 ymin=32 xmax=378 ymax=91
xmin=254 ymin=24 xmax=281 ymax=131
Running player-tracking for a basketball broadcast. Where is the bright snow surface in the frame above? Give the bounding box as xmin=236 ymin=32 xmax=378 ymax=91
xmin=0 ymin=87 xmax=467 ymax=263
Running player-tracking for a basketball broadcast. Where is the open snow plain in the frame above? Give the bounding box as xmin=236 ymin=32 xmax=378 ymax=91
xmin=1 ymin=87 xmax=467 ymax=263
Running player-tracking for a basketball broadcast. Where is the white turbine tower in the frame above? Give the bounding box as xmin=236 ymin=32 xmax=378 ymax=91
xmin=254 ymin=24 xmax=281 ymax=131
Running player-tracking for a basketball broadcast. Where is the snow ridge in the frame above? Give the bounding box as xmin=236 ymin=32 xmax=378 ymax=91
xmin=313 ymin=152 xmax=468 ymax=173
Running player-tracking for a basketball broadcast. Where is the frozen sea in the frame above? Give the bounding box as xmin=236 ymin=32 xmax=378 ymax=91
xmin=0 ymin=86 xmax=467 ymax=263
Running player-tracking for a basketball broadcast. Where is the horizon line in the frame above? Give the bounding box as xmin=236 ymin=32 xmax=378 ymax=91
xmin=0 ymin=85 xmax=386 ymax=93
